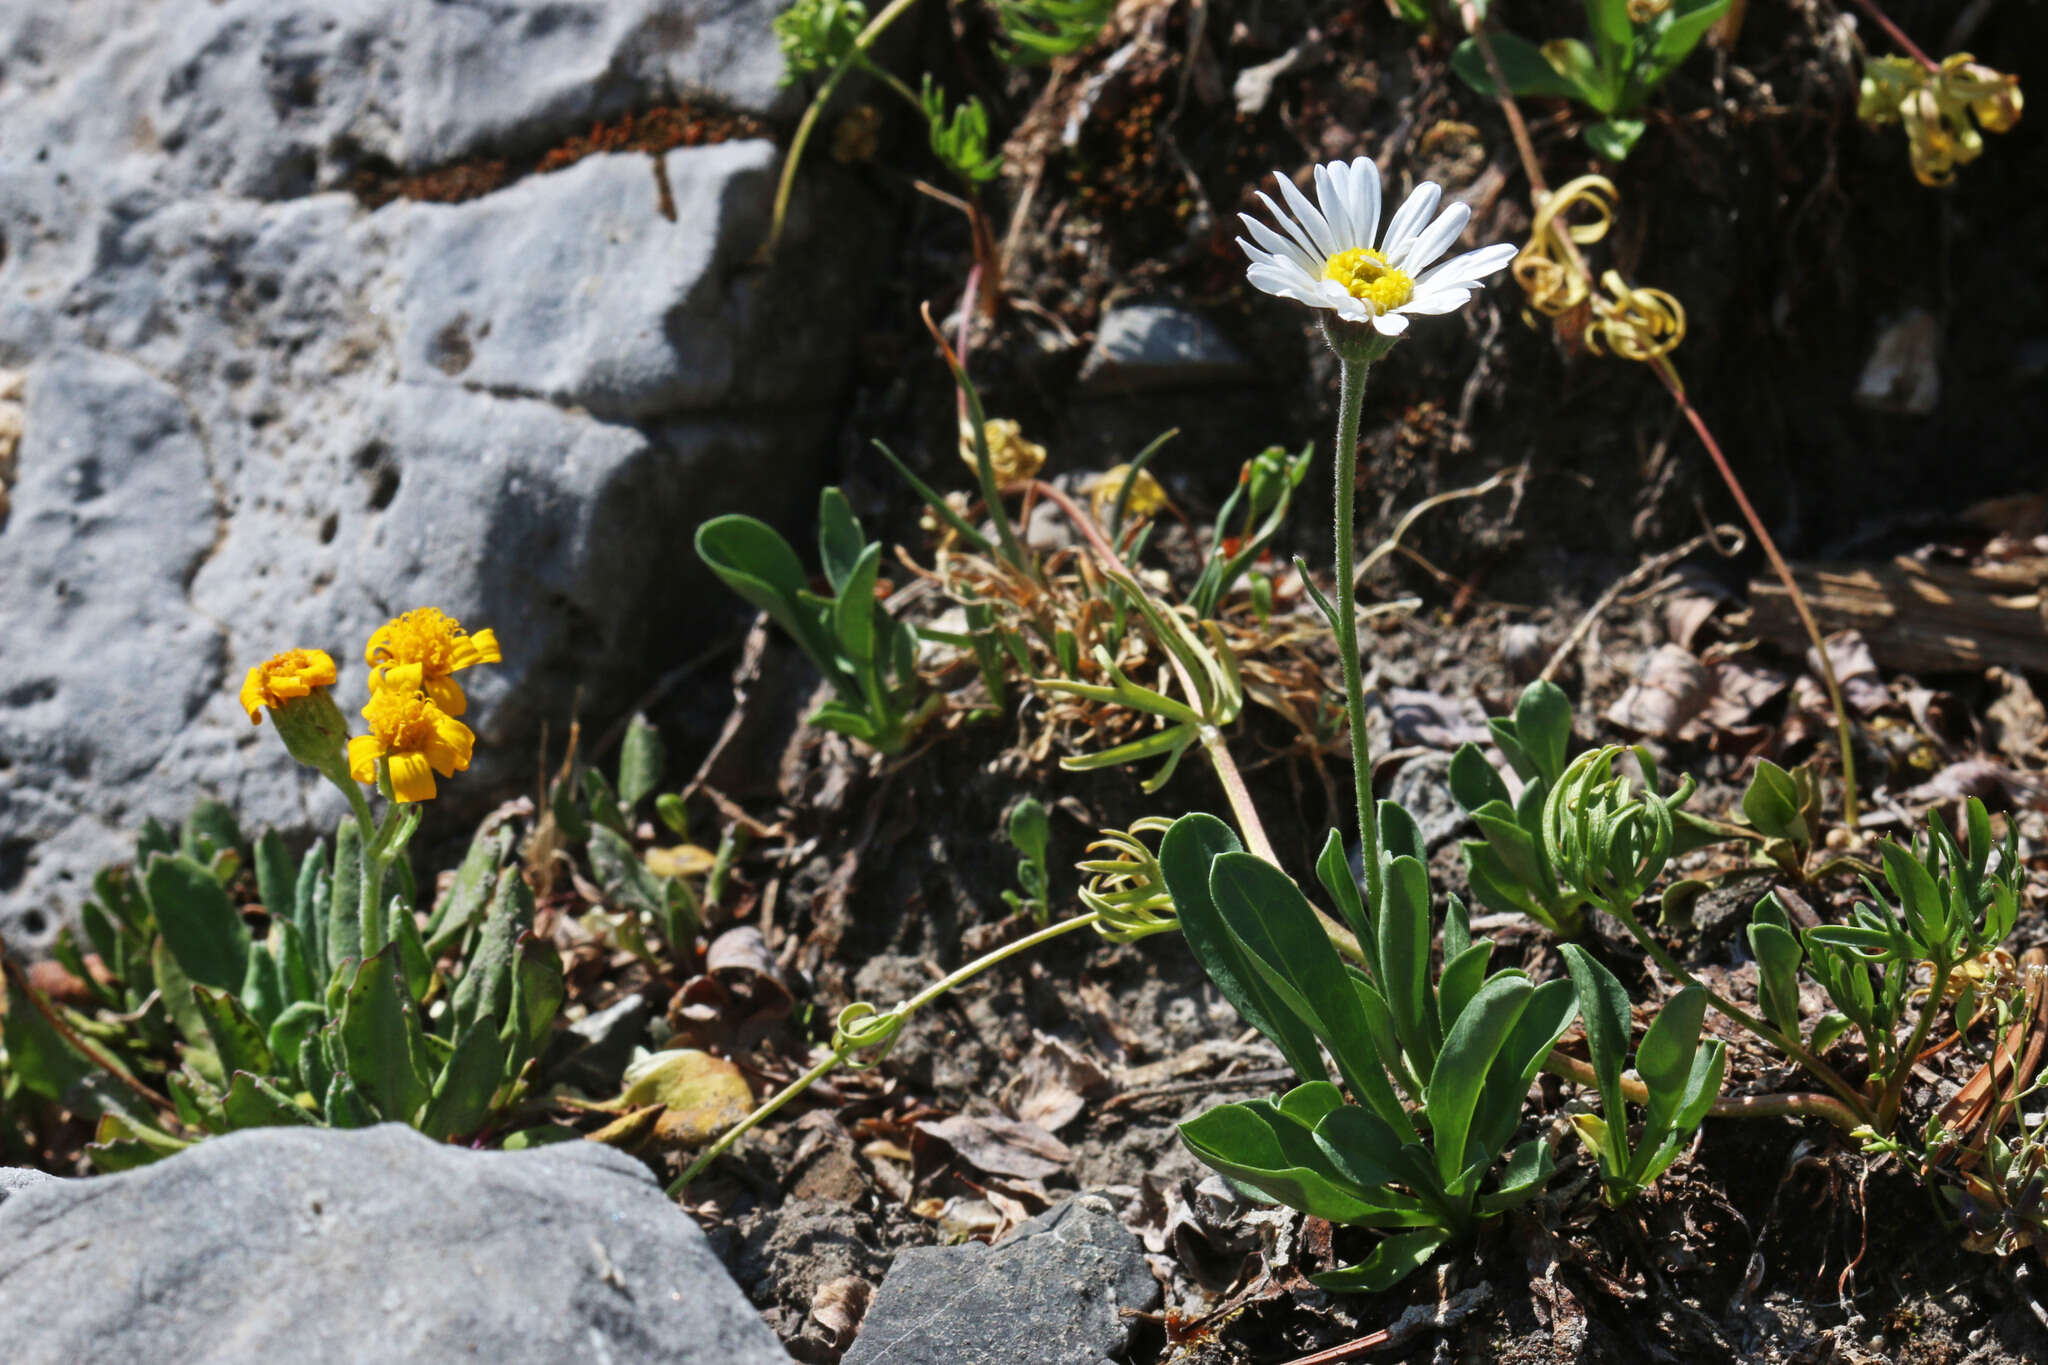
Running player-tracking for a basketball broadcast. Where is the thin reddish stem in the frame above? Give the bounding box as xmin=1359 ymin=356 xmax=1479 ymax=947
xmin=1846 ymin=0 xmax=1941 ymax=71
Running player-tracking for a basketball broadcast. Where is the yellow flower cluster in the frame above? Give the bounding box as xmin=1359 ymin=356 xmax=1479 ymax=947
xmin=1860 ymin=53 xmax=2023 ymax=187
xmin=238 ymin=608 xmax=500 ymax=804
xmin=960 ymin=417 xmax=1047 ymax=486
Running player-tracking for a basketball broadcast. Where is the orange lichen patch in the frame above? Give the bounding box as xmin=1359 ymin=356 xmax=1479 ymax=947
xmin=351 ymin=100 xmax=769 ymax=209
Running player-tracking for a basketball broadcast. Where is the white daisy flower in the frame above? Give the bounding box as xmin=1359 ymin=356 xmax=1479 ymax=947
xmin=1238 ymin=158 xmax=1519 ymax=337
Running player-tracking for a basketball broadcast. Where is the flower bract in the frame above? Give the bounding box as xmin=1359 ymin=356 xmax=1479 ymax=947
xmin=1238 ymin=158 xmax=1517 ymax=336
xmin=364 ymin=608 xmax=500 ymax=716
xmin=347 ymin=683 xmax=475 ymax=803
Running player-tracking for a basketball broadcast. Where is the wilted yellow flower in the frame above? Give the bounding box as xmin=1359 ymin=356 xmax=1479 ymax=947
xmin=347 ymin=683 xmax=474 ymax=803
xmin=364 ymin=607 xmax=500 ymax=716
xmin=1089 ymin=464 xmax=1169 ymax=525
xmin=1859 ymin=52 xmax=2022 ymax=187
xmin=960 ymin=418 xmax=1047 ymax=485
xmin=239 ymin=649 xmax=338 ymax=724
xmin=1625 ymin=0 xmax=1669 ymax=20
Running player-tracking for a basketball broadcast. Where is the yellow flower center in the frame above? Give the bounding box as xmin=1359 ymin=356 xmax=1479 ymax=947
xmin=1322 ymin=247 xmax=1415 ymax=313
xmin=362 ymin=686 xmax=440 ymax=753
xmin=369 ymin=608 xmax=463 ymax=674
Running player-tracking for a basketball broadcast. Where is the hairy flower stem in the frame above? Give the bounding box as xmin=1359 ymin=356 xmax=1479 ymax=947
xmin=670 ymin=910 xmax=1104 ymax=1196
xmin=1329 ymin=348 xmax=1384 ymax=915
xmin=1607 ymin=902 xmax=1875 ymax=1126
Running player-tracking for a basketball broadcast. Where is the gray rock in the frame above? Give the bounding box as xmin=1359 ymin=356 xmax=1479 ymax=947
xmin=1078 ymin=303 xmax=1254 ymax=393
xmin=0 ymin=1124 xmax=791 ymax=1365
xmin=548 ymin=990 xmax=656 ymax=1092
xmin=0 ymin=0 xmax=885 ymax=946
xmin=842 ymin=1193 xmax=1158 ymax=1365
xmin=0 ymin=1168 xmax=57 ymax=1209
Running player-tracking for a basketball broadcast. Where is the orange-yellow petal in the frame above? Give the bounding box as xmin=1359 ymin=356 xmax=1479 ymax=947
xmin=386 ymin=750 xmax=438 ymax=803
xmin=423 ymin=711 xmax=475 ymax=777
xmin=239 ymin=668 xmax=268 ymax=724
xmin=450 ymin=627 xmax=501 ymax=671
xmin=347 ymin=734 xmax=385 ymax=784
xmin=424 ymin=674 xmax=467 ymax=717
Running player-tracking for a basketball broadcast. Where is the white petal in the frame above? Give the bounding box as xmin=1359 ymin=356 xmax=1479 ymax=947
xmin=1255 ymin=191 xmax=1326 ymax=269
xmin=1372 ymin=311 xmax=1410 ymax=337
xmin=1247 ymin=262 xmax=1326 ymax=307
xmin=1331 ymin=294 xmax=1371 ymax=323
xmin=1393 ymin=201 xmax=1471 ymax=273
xmin=1379 ymin=181 xmax=1441 ymax=260
xmin=1314 ymin=162 xmax=1354 ymax=251
xmin=1417 ymin=242 xmax=1518 ymax=289
xmin=1346 ymin=157 xmax=1381 ymax=253
xmin=1399 ymin=286 xmax=1474 ymax=316
xmin=1274 ymin=172 xmax=1338 ymax=260
xmin=1238 ymin=214 xmax=1321 ymax=274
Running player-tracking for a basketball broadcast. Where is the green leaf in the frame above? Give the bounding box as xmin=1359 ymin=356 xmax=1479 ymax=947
xmin=696 ymin=514 xmax=839 ymax=675
xmin=1425 ymin=974 xmax=1534 ymax=1184
xmin=1315 ymin=829 xmax=1375 ymax=977
xmin=146 ymin=853 xmax=251 ymax=992
xmin=1449 ymin=743 xmax=1512 ymax=813
xmin=1480 ymin=1137 xmax=1557 ymax=1213
xmin=507 ymin=933 xmax=565 ymax=1059
xmin=180 ymin=800 xmax=244 ymax=872
xmin=1451 ymin=32 xmax=1589 ymax=102
xmin=1513 ymin=681 xmax=1574 ymax=788
xmin=817 ymin=487 xmax=867 ymax=596
xmin=1179 ymin=1102 xmax=1387 ymax=1226
xmin=2 ymin=966 xmax=96 ymax=1101
xmin=1208 ymin=852 xmax=1408 ymax=1129
xmin=1560 ymin=945 xmax=1631 ymax=1149
xmin=589 ymin=824 xmax=666 ymax=921
xmin=419 ymin=1021 xmax=512 ymax=1140
xmin=616 ymin=713 xmax=665 ymax=810
xmin=1741 ymin=760 xmax=1807 ymax=844
xmin=1162 ymin=815 xmax=1326 ymax=1085
xmin=1377 ymin=855 xmax=1434 ymax=1069
xmin=1648 ymin=0 xmax=1732 ymax=72
xmin=338 ymin=947 xmax=431 ymax=1125
xmin=191 ymin=984 xmax=277 ymax=1078
xmin=1006 ymin=798 xmax=1051 ymax=866
xmin=1636 ymin=985 xmax=1708 ymax=1093
xmin=294 ymin=841 xmax=330 ymax=985
xmin=153 ymin=936 xmax=222 ymax=1087
xmin=254 ymin=830 xmax=296 ymax=923
xmin=1747 ymin=896 xmax=1804 ymax=1036
xmin=326 ymin=818 xmax=364 ymax=979
xmin=1881 ymin=839 xmax=1949 ymax=950
xmin=222 ymin=1071 xmax=319 ymax=1129
xmin=266 ymin=1000 xmax=325 ymax=1078
xmin=451 ymin=869 xmax=534 ymax=1037
xmin=1308 ymin=1230 xmax=1451 ymax=1293
xmin=1584 ymin=117 xmax=1646 ymax=160
xmin=832 ymin=542 xmax=884 ymax=671
xmin=323 ymin=1072 xmax=376 ymax=1128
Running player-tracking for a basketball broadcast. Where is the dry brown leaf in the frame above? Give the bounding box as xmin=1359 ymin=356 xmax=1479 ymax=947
xmin=1605 ymin=644 xmax=1711 ymax=739
xmin=916 ymin=1113 xmax=1074 ymax=1181
xmin=808 ymin=1276 xmax=872 ymax=1350
xmin=1006 ymin=1034 xmax=1113 ymax=1133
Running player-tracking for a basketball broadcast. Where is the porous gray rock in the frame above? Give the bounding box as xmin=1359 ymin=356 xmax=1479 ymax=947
xmin=1077 ymin=302 xmax=1255 ymax=393
xmin=841 ymin=1193 xmax=1158 ymax=1365
xmin=0 ymin=0 xmax=886 ymax=946
xmin=0 ymin=1123 xmax=792 ymax=1365
xmin=0 ymin=1168 xmax=57 ymax=1209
